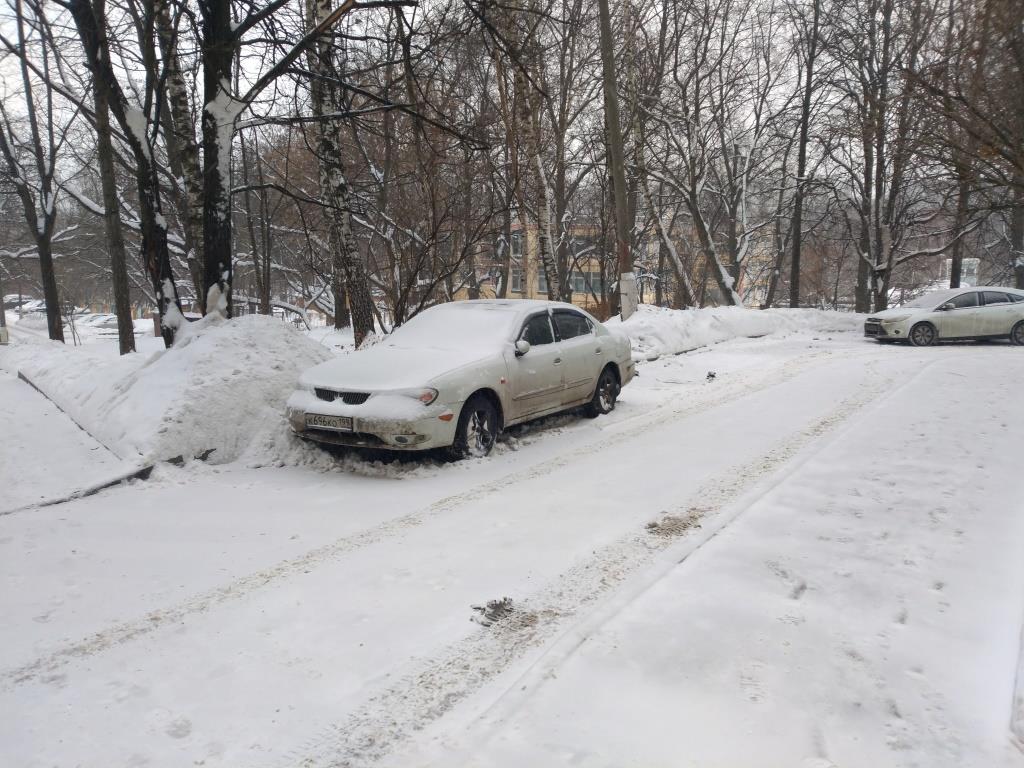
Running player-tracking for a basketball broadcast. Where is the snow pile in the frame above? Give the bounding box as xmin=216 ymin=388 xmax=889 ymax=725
xmin=0 ymin=315 xmax=332 ymax=464
xmin=610 ymin=304 xmax=863 ymax=361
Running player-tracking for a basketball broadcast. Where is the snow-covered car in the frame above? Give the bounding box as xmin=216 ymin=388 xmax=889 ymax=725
xmin=286 ymin=299 xmax=636 ymax=458
xmin=864 ymin=287 xmax=1024 ymax=346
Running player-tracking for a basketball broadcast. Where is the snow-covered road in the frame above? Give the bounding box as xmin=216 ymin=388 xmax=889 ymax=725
xmin=2 ymin=333 xmax=1023 ymax=768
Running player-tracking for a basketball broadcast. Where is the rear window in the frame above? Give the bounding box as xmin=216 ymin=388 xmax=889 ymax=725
xmin=982 ymin=291 xmax=1011 ymax=305
xmin=553 ymin=310 xmax=592 ymax=340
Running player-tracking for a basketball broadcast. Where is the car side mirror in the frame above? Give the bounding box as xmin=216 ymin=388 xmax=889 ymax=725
xmin=515 ymin=339 xmax=531 ymax=357
xmin=939 ymin=303 xmax=955 ymax=311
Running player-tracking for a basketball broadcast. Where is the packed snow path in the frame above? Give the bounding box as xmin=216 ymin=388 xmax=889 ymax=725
xmin=2 ymin=335 xmax=1023 ymax=768
xmin=0 ymin=372 xmax=130 ymax=513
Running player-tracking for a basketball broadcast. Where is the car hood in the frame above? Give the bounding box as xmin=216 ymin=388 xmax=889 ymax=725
xmin=299 ymin=343 xmax=495 ymax=392
xmin=871 ymin=307 xmax=920 ymax=320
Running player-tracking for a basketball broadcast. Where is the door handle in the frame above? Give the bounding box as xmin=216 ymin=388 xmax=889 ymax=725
xmin=595 ymin=347 xmax=602 ymax=353
xmin=553 ymin=358 xmax=562 ymax=364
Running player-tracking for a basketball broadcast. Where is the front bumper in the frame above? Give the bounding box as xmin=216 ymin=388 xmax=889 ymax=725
xmin=286 ymin=391 xmax=459 ymax=451
xmin=864 ymin=318 xmax=910 ymax=339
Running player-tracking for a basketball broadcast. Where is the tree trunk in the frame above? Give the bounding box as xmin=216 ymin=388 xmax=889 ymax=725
xmin=91 ymin=0 xmax=135 ymax=354
xmin=948 ymin=176 xmax=969 ymax=288
xmin=200 ymin=0 xmax=236 ymax=318
xmin=597 ymin=0 xmax=634 ymax=317
xmin=509 ymin=40 xmax=556 ymax=301
xmin=35 ymin=238 xmax=63 ymax=342
xmin=308 ymin=0 xmax=373 ymax=343
xmin=789 ymin=0 xmax=820 ymax=308
xmin=1012 ymin=189 xmax=1024 ymax=289
xmin=157 ymin=0 xmax=204 ymax=307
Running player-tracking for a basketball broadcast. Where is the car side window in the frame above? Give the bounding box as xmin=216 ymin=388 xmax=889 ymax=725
xmin=1010 ymin=293 xmax=1024 ymax=303
xmin=520 ymin=313 xmax=555 ymax=345
xmin=949 ymin=292 xmax=979 ymax=309
xmin=982 ymin=291 xmax=1011 ymax=306
xmin=552 ymin=310 xmax=593 ymax=340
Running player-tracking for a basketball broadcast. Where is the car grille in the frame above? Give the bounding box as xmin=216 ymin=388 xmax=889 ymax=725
xmin=314 ymin=388 xmax=370 ymax=405
xmin=863 ymin=321 xmax=886 ymax=337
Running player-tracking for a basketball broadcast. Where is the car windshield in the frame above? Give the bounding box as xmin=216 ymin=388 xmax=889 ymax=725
xmin=384 ymin=304 xmax=519 ymax=351
xmin=899 ymin=289 xmax=961 ymax=309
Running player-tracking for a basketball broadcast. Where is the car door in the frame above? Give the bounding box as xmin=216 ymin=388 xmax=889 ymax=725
xmin=978 ymin=291 xmax=1014 ymax=335
xmin=932 ymin=290 xmax=983 ymax=338
xmin=551 ymin=309 xmax=601 ymax=404
xmin=507 ymin=312 xmax=564 ymax=420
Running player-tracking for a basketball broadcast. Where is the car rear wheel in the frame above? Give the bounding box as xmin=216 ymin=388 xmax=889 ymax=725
xmin=585 ymin=367 xmax=620 ymax=418
xmin=909 ymin=322 xmax=937 ymax=347
xmin=447 ymin=394 xmax=498 ymax=460
xmin=1011 ymin=320 xmax=1024 ymax=346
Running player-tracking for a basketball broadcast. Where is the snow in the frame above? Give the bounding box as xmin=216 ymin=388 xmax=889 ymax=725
xmin=0 ymin=372 xmax=132 ymax=512
xmin=406 ymin=348 xmax=1024 ymax=768
xmin=2 ymin=308 xmax=1023 ymax=768
xmin=0 ymin=315 xmax=330 ymax=464
xmin=609 ymin=303 xmax=864 ymax=360
xmin=123 ymin=107 xmax=152 ymax=162
xmin=386 ymin=302 xmax=521 ymax=350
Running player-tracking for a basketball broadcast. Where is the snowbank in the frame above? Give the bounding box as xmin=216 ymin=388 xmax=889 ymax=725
xmin=609 ymin=304 xmax=863 ymax=361
xmin=0 ymin=315 xmax=331 ymax=464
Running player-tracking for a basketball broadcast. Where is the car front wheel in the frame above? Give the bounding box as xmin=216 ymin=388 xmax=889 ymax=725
xmin=585 ymin=367 xmax=619 ymax=418
xmin=909 ymin=322 xmax=937 ymax=347
xmin=448 ymin=394 xmax=499 ymax=460
xmin=1011 ymin=320 xmax=1024 ymax=346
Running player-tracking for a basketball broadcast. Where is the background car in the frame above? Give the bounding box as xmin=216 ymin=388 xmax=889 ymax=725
xmin=286 ymin=300 xmax=636 ymax=458
xmin=864 ymin=287 xmax=1024 ymax=346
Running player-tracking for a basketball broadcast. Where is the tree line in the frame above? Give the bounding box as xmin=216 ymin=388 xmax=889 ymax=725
xmin=0 ymin=0 xmax=1021 ymax=354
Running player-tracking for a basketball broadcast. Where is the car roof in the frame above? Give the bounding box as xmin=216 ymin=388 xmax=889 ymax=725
xmin=934 ymin=286 xmax=1023 ymax=294
xmin=440 ymin=299 xmax=586 ymax=314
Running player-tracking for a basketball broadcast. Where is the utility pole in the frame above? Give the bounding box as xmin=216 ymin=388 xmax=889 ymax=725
xmin=0 ymin=265 xmax=7 ymax=343
xmin=597 ymin=0 xmax=636 ymax=320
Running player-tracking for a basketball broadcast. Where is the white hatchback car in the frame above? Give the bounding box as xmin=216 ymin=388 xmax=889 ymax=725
xmin=287 ymin=300 xmax=636 ymax=458
xmin=865 ymin=287 xmax=1024 ymax=346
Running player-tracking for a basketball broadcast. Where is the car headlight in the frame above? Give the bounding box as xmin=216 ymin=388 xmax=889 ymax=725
xmin=882 ymin=315 xmax=910 ymax=323
xmin=396 ymin=387 xmax=438 ymax=405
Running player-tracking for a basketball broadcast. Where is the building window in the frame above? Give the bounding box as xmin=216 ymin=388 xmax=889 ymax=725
xmin=511 ymin=267 xmax=523 ymax=293
xmin=537 ymin=269 xmax=548 ymax=294
xmin=565 ymin=271 xmax=602 ymax=295
xmin=511 ymin=232 xmax=523 ymax=258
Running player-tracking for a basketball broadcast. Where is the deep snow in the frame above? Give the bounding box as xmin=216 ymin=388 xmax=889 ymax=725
xmin=1 ymin=307 xmax=1023 ymax=768
xmin=610 ymin=304 xmax=864 ymax=360
xmin=1 ymin=315 xmax=331 ymax=464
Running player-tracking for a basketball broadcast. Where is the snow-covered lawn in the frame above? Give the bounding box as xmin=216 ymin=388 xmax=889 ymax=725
xmin=1 ymin=309 xmax=1022 ymax=768
xmin=0 ymin=372 xmax=133 ymax=512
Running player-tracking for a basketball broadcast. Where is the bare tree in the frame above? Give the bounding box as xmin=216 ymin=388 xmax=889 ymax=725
xmin=0 ymin=0 xmax=69 ymax=341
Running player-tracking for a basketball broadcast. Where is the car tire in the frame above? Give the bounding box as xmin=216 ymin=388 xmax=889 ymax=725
xmin=909 ymin=322 xmax=937 ymax=347
xmin=447 ymin=394 xmax=499 ymax=460
xmin=584 ymin=366 xmax=620 ymax=418
xmin=1011 ymin=321 xmax=1024 ymax=346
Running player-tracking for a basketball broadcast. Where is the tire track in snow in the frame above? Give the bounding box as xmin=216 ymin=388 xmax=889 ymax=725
xmin=271 ymin=361 xmax=905 ymax=768
xmin=0 ymin=348 xmax=837 ymax=690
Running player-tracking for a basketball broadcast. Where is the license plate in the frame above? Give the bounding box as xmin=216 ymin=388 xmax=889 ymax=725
xmin=305 ymin=414 xmax=353 ymax=432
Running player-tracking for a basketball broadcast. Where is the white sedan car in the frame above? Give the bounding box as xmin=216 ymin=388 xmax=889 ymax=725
xmin=287 ymin=300 xmax=636 ymax=458
xmin=864 ymin=286 xmax=1024 ymax=346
